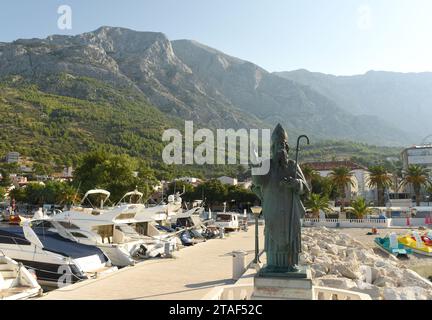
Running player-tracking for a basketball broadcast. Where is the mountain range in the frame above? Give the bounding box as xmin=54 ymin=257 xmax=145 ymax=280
xmin=0 ymin=26 xmax=428 ymax=167
xmin=275 ymin=69 xmax=432 ymax=143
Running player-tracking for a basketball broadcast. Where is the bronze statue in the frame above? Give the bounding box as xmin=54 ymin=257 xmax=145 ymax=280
xmin=252 ymin=124 xmax=310 ymax=274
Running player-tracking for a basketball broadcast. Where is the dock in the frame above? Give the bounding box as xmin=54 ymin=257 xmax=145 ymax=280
xmin=39 ymin=226 xmax=264 ymax=300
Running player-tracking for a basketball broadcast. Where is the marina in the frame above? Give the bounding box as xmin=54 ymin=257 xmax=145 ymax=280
xmin=0 ymin=188 xmax=265 ymax=298
xmin=3 ymin=155 xmax=432 ymax=300
xmin=4 ymin=200 xmax=432 ymax=301
xmin=38 ymin=225 xmax=264 ymax=300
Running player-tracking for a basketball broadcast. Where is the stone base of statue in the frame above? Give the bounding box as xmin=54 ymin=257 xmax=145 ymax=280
xmin=251 ymin=265 xmax=313 ymax=300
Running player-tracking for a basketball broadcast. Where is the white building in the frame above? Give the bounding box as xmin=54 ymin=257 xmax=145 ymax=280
xmin=63 ymin=166 xmax=73 ymax=178
xmin=401 ymin=145 xmax=432 ymax=170
xmin=5 ymin=152 xmax=19 ymax=164
xmin=19 ymin=165 xmax=33 ymax=173
xmin=177 ymin=177 xmax=200 ymax=184
xmin=217 ymin=176 xmax=238 ymax=186
xmin=305 ymin=160 xmax=373 ymax=202
xmin=400 ymin=145 xmax=432 ymax=204
xmin=238 ymin=180 xmax=252 ymax=189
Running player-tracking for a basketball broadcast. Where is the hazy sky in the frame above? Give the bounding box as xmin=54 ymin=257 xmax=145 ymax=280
xmin=1 ymin=0 xmax=431 ymax=75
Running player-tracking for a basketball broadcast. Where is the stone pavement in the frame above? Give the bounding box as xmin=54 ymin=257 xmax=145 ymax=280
xmin=39 ymin=226 xmax=264 ymax=300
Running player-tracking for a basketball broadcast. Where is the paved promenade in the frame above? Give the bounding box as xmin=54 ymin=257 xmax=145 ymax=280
xmin=40 ymin=226 xmax=264 ymax=300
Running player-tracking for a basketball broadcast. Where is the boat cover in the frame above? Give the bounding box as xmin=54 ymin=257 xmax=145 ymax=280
xmin=0 ymin=226 xmax=108 ymax=261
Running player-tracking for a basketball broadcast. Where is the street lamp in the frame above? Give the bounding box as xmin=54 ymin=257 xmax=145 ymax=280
xmin=251 ymin=205 xmax=262 ymax=264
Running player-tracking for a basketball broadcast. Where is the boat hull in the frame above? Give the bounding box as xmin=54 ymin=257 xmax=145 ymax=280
xmin=398 ymin=236 xmax=432 ymax=256
xmin=374 ymin=238 xmax=411 ymax=258
xmin=96 ymin=245 xmax=135 ymax=267
xmin=13 ymin=259 xmax=87 ymax=288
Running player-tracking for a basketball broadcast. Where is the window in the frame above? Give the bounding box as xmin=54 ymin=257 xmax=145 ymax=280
xmin=57 ymin=221 xmax=80 ymax=229
xmin=0 ymin=234 xmax=31 ymax=245
xmin=70 ymin=232 xmax=88 ymax=238
xmin=216 ymin=214 xmax=232 ymax=222
xmin=32 ymin=220 xmax=54 ymax=229
xmin=116 ymin=213 xmax=135 ymax=220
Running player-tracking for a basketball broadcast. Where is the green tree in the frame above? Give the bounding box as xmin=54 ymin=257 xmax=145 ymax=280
xmin=23 ymin=183 xmax=46 ymax=205
xmin=33 ymin=163 xmax=54 ymax=176
xmin=367 ymin=165 xmax=393 ymax=206
xmin=310 ymin=176 xmax=337 ymax=199
xmin=300 ymin=164 xmax=319 ymax=187
xmin=401 ymin=165 xmax=431 ymax=206
xmin=0 ymin=186 xmax=6 ymax=201
xmin=194 ymin=180 xmax=228 ymax=207
xmin=73 ymin=151 xmax=158 ymax=202
xmin=347 ymin=197 xmax=373 ymax=219
xmin=0 ymin=163 xmax=19 ymax=174
xmin=55 ymin=182 xmax=79 ymax=206
xmin=304 ymin=193 xmax=331 ymax=218
xmin=0 ymin=169 xmax=12 ymax=187
xmin=9 ymin=187 xmax=26 ymax=203
xmin=227 ymin=185 xmax=258 ymax=209
xmin=329 ymin=166 xmax=355 ymax=211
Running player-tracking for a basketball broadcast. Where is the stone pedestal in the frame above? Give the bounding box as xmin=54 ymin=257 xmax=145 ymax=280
xmin=251 ymin=267 xmax=313 ymax=300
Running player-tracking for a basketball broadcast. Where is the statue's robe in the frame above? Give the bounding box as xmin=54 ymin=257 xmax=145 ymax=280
xmin=252 ymin=159 xmax=309 ymax=270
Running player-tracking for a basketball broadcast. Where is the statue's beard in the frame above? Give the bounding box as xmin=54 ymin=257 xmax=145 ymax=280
xmin=275 ymin=149 xmax=289 ymax=169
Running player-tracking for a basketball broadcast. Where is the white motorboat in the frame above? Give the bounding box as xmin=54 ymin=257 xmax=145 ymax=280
xmin=43 ymin=189 xmax=178 ymax=267
xmin=0 ymin=254 xmax=42 ymax=300
xmin=0 ymin=221 xmax=117 ymax=288
xmin=214 ymin=212 xmax=240 ymax=231
xmin=172 ymin=207 xmax=206 ymax=231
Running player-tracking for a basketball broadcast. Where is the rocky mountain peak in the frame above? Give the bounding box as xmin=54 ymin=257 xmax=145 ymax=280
xmin=0 ymin=26 xmax=418 ymax=145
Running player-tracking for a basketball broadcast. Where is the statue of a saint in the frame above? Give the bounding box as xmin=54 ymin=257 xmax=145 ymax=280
xmin=252 ymin=124 xmax=309 ymax=274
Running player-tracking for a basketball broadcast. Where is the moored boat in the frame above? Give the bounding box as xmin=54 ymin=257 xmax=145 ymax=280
xmin=0 ymin=221 xmax=117 ymax=288
xmin=398 ymin=231 xmax=432 ymax=256
xmin=0 ymin=254 xmax=43 ymax=300
xmin=374 ymin=232 xmax=411 ymax=259
xmin=214 ymin=212 xmax=240 ymax=232
xmin=43 ymin=189 xmax=178 ymax=266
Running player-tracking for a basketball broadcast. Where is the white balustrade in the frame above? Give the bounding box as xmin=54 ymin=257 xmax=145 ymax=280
xmin=313 ymin=286 xmax=372 ymax=300
xmin=202 ymin=284 xmax=253 ymax=300
xmin=202 ymin=284 xmax=372 ymax=300
xmin=303 ymin=218 xmax=392 ymax=228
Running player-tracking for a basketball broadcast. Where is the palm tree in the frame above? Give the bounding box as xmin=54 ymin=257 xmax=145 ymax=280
xmin=300 ymin=164 xmax=319 ymax=187
xmin=347 ymin=197 xmax=373 ymax=219
xmin=401 ymin=165 xmax=431 ymax=206
xmin=329 ymin=166 xmax=355 ymax=211
xmin=57 ymin=184 xmax=80 ymax=207
xmin=367 ymin=165 xmax=393 ymax=206
xmin=304 ymin=193 xmax=331 ymax=218
xmin=392 ymin=166 xmax=404 ymax=192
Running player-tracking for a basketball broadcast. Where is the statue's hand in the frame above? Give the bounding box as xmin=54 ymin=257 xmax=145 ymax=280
xmin=282 ymin=177 xmax=300 ymax=190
